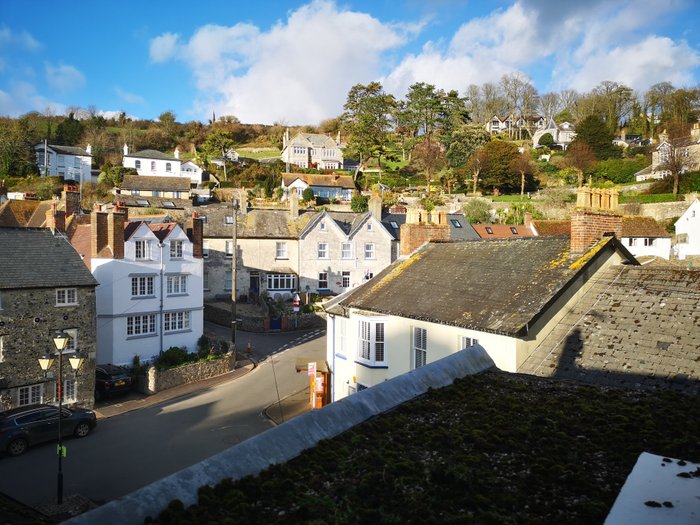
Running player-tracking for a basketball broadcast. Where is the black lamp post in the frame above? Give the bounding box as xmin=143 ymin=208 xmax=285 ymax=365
xmin=38 ymin=331 xmax=84 ymax=505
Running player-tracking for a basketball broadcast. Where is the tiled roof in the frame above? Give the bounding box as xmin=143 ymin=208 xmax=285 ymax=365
xmin=519 ymin=266 xmax=700 ymax=394
xmin=288 ymin=133 xmax=337 ymax=148
xmin=69 ymin=224 xmax=93 ymax=268
xmin=25 ymin=201 xmax=52 ymax=228
xmin=282 ymin=173 xmax=355 ymax=189
xmin=621 ymin=216 xmax=671 ymax=238
xmin=0 ymin=228 xmax=97 ymax=289
xmin=148 ymin=223 xmax=177 ymax=242
xmin=326 ymin=237 xmax=633 ymax=335
xmin=532 ymin=220 xmax=571 ymax=237
xmin=124 ymin=149 xmax=178 ymax=161
xmin=120 ymin=175 xmax=191 ymax=192
xmin=472 ymin=223 xmax=534 ymax=238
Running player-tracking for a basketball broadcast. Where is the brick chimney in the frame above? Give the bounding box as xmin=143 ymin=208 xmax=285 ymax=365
xmin=399 ymin=207 xmax=450 ymax=256
xmin=62 ymin=185 xmax=81 ymax=218
xmin=114 ymin=200 xmax=129 ymax=221
xmin=368 ymin=193 xmax=382 ymax=218
xmin=289 ymin=188 xmax=299 ymax=219
xmin=189 ymin=214 xmax=204 ymax=258
xmin=571 ymin=186 xmax=622 ymax=254
xmin=107 ymin=210 xmax=126 ymax=259
xmin=45 ymin=201 xmax=66 ymax=232
xmin=91 ymin=210 xmax=109 ymax=258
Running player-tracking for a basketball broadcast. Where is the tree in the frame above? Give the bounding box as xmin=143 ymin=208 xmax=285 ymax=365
xmin=446 ymin=124 xmax=490 ymax=169
xmin=466 ymin=148 xmax=488 ymax=194
xmin=565 ymin=141 xmax=597 ymax=187
xmin=658 ymin=133 xmax=692 ymax=196
xmin=570 ymin=115 xmax=620 ymax=160
xmin=204 ymin=130 xmax=236 ymax=181
xmin=411 ymin=139 xmax=446 ymax=193
xmin=302 ymin=187 xmax=315 ymax=202
xmin=54 ymin=113 xmax=84 ymax=145
xmin=341 ymin=82 xmax=395 ymax=177
xmin=438 ymin=168 xmax=460 ymax=194
xmin=592 ymin=81 xmax=634 ymax=134
xmin=539 ymin=92 xmax=561 ymax=121
xmin=0 ymin=117 xmax=37 ymax=178
xmin=462 ymin=198 xmax=492 ymax=223
xmin=158 ymin=111 xmax=178 ymax=146
xmin=538 ymin=133 xmax=555 ymax=148
xmin=479 ymin=140 xmax=519 ymax=194
xmin=351 ymin=192 xmax=369 ymax=212
xmin=509 ymin=151 xmax=534 ymax=197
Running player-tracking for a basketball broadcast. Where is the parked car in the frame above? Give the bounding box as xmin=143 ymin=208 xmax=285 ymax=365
xmin=95 ymin=364 xmax=133 ymax=401
xmin=0 ymin=404 xmax=97 ymax=456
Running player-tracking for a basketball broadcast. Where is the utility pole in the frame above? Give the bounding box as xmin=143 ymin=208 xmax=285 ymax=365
xmin=230 ymin=195 xmax=239 ymax=350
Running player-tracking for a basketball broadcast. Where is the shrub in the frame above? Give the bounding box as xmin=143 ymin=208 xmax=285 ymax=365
xmin=351 ymin=193 xmax=368 ymax=212
xmin=155 ymin=346 xmax=193 ymax=370
xmin=196 ymin=335 xmax=210 ymax=360
xmin=462 ymin=198 xmax=492 ymax=223
xmin=302 ymin=187 xmax=315 ymax=202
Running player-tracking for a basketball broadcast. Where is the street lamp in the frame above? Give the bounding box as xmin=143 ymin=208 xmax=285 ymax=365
xmin=38 ymin=331 xmax=84 ymax=505
xmin=230 ymin=197 xmax=240 ymax=350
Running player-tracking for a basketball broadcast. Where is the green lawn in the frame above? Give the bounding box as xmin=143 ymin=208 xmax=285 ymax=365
xmin=619 ymin=193 xmax=682 ymax=204
xmin=237 ymin=147 xmax=280 ymax=159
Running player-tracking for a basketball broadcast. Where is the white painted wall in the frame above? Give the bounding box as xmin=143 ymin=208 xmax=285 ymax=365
xmin=123 ymin=155 xmax=183 ymax=178
xmin=181 ymin=161 xmax=204 ymax=185
xmin=675 ymin=199 xmax=700 ymax=257
xmin=621 ymin=237 xmax=672 ymax=259
xmin=35 ymin=147 xmax=92 ymax=183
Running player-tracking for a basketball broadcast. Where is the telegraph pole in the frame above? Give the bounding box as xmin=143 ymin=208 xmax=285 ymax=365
xmin=230 ymin=194 xmax=239 ymax=350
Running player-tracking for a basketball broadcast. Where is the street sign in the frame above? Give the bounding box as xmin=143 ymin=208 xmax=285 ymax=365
xmin=307 ymin=362 xmax=316 ymax=377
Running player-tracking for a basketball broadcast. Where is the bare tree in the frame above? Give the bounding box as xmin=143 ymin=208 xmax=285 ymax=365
xmin=565 ymin=141 xmax=596 ymax=187
xmin=658 ymin=131 xmax=692 ymax=196
xmin=412 ymin=139 xmax=446 ymax=194
xmin=467 ymin=148 xmax=487 ymax=195
xmin=509 ymin=151 xmax=533 ymax=197
xmin=539 ymin=92 xmax=561 ymax=121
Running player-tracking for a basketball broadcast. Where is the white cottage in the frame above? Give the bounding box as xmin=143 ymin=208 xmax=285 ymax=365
xmin=674 ymin=198 xmax=700 ymax=258
xmin=122 ymin=145 xmax=184 ymax=179
xmin=35 ymin=143 xmax=93 ymax=183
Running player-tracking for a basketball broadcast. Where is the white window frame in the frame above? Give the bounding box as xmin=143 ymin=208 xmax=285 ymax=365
xmin=460 ymin=335 xmax=479 ymax=350
xmin=317 ymin=242 xmax=328 ymax=259
xmin=56 ymin=288 xmax=78 ymax=306
xmin=225 ymin=240 xmax=234 ymax=258
xmin=318 ymin=272 xmax=328 ymax=289
xmin=413 ymin=326 xmax=427 ymax=369
xmin=170 ymin=240 xmax=183 ymax=259
xmin=266 ymin=274 xmax=296 ymax=290
xmin=166 ymin=275 xmax=188 ymax=295
xmin=56 ymin=379 xmax=77 ymax=403
xmin=341 ymin=242 xmax=352 ymax=259
xmin=127 ymin=314 xmax=157 ymax=336
xmin=135 ymin=240 xmax=149 ymax=260
xmin=276 ymin=242 xmax=288 ymax=259
xmin=18 ymin=384 xmax=43 ymax=406
xmin=164 ymin=311 xmax=191 ymax=332
xmin=131 ymin=276 xmax=154 ymax=297
xmin=644 ymin=238 xmax=654 ymax=247
xmin=225 ymin=215 xmax=234 ymax=224
xmin=342 ymin=271 xmax=350 ymax=288
xmin=364 ymin=242 xmax=375 ymax=259
xmin=357 ymin=318 xmax=386 ymax=366
xmin=202 ymin=241 xmax=209 ymax=258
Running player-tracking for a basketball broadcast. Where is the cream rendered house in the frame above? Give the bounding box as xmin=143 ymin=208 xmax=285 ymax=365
xmin=280 ymin=129 xmax=343 ymax=170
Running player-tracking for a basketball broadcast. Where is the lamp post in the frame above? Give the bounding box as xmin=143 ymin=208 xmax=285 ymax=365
xmin=230 ymin=197 xmax=240 ymax=350
xmin=38 ymin=331 xmax=84 ymax=505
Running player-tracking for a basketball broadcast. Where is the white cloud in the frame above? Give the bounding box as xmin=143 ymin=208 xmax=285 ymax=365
xmin=150 ymin=0 xmax=411 ymax=124
xmin=0 ymin=81 xmax=64 ymax=117
xmin=149 ymin=32 xmax=180 ymax=63
xmin=115 ymin=86 xmax=146 ymax=105
xmin=0 ymin=27 xmax=41 ymax=50
xmin=45 ymin=63 xmax=86 ymax=93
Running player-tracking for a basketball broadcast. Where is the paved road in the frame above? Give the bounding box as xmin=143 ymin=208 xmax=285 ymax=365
xmin=0 ymin=327 xmax=326 ymax=508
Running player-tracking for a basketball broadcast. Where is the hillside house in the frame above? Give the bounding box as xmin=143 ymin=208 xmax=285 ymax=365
xmin=281 ymin=173 xmax=355 ymax=202
xmin=122 ymin=145 xmax=184 ymax=179
xmin=674 ymin=198 xmax=700 ymax=258
xmin=280 ymin=129 xmax=343 ymax=170
xmin=35 ymin=143 xmax=93 ymax=183
xmin=532 ymin=118 xmax=576 ymax=149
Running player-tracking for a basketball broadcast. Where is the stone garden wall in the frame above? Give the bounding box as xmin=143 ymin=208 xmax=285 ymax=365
xmin=138 ymin=352 xmax=236 ymax=394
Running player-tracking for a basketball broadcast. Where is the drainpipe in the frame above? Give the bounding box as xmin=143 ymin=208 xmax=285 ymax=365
xmin=159 ymin=242 xmax=164 ymax=354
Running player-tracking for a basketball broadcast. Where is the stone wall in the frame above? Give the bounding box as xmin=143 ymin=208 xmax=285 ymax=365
xmin=619 ymin=196 xmax=696 ymax=222
xmin=141 ymin=352 xmax=236 ymax=394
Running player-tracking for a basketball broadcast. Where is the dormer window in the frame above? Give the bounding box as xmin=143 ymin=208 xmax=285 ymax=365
xmin=510 ymin=227 xmax=518 ymax=234
xmin=135 ymin=240 xmax=149 ymax=260
xmin=485 ymin=227 xmax=494 ymax=235
xmin=451 ymin=219 xmax=463 ymax=228
xmin=389 ymin=221 xmax=399 ymax=229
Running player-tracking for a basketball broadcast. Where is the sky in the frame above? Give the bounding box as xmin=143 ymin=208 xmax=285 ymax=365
xmin=1 ymin=0 xmax=699 ymax=126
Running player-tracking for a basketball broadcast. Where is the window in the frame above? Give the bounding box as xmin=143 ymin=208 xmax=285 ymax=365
xmin=320 ymin=221 xmax=326 ymax=231
xmin=58 ymin=155 xmax=65 ymax=167
xmin=341 ymin=242 xmax=352 ymax=259
xmin=56 ymin=379 xmax=77 ymax=403
xmin=225 ymin=240 xmax=234 ymax=257
xmin=225 ymin=271 xmax=232 ymax=291
xmin=357 ymin=319 xmax=385 ymax=365
xmin=202 ymin=241 xmax=209 ymax=258
xmin=64 ymin=329 xmax=77 ymax=352
xmin=267 ymin=274 xmax=295 ymax=290
xmin=460 ymin=336 xmax=479 ymax=350
xmin=628 ymin=238 xmax=638 ymax=247
xmin=150 ymin=161 xmax=156 ymax=171
xmin=644 ymin=238 xmax=655 ymax=247
xmin=56 ymin=288 xmax=77 ymax=306
xmin=367 ymin=223 xmax=373 ymax=231
xmin=364 ymin=271 xmax=374 ymax=281
xmin=131 ymin=276 xmax=154 ymax=297
xmin=164 ymin=311 xmax=190 ymax=332
xmin=318 ymin=272 xmax=328 ymax=289
xmin=510 ymin=227 xmax=518 ymax=234
xmin=135 ymin=160 xmax=141 ymax=169
xmin=166 ymin=275 xmax=187 ymax=294
xmin=451 ymin=219 xmax=463 ymax=228
xmin=74 ymin=158 xmax=80 ymax=168
xmin=127 ymin=314 xmax=156 ymax=336
xmin=18 ymin=384 xmax=43 ymax=406
xmin=317 ymin=242 xmax=328 ymax=259
xmin=389 ymin=221 xmax=399 ymax=229
xmin=170 ymin=240 xmax=183 ymax=259
xmin=135 ymin=240 xmax=149 ymax=260
xmin=485 ymin=227 xmax=494 ymax=235
xmin=342 ymin=271 xmax=350 ymax=288
xmin=364 ymin=243 xmax=375 ymax=259
xmin=166 ymin=162 xmax=172 ymax=172
xmin=225 ymin=215 xmax=234 ymax=224
xmin=276 ymin=242 xmax=288 ymax=259
xmin=203 ymin=271 xmax=209 ymax=290
xmin=413 ymin=327 xmax=427 ymax=369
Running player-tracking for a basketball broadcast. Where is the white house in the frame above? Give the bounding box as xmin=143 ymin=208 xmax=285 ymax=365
xmin=281 ymin=173 xmax=355 ymax=202
xmin=281 ymin=129 xmax=343 ymax=170
xmin=181 ymin=160 xmax=205 ymax=186
xmin=122 ymin=145 xmax=183 ymax=179
xmin=69 ymin=208 xmax=204 ymax=365
xmin=35 ymin=142 xmax=93 ymax=183
xmin=620 ymin=216 xmax=672 ymax=260
xmin=532 ymin=118 xmax=576 ymax=149
xmin=674 ymin=198 xmax=700 ymax=258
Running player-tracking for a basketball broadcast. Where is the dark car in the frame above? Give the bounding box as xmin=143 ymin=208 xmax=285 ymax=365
xmin=0 ymin=404 xmax=97 ymax=456
xmin=95 ymin=364 xmax=133 ymax=401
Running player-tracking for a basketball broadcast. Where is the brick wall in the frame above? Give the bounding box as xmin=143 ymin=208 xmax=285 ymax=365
xmin=399 ymin=223 xmax=450 ymax=256
xmin=571 ymin=209 xmax=622 ymax=253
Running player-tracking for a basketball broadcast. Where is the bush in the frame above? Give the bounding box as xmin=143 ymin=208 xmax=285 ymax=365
xmin=196 ymin=335 xmax=210 ymax=359
xmin=155 ymin=346 xmax=194 ymax=370
xmin=302 ymin=187 xmax=315 ymax=202
xmin=462 ymin=198 xmax=492 ymax=223
xmin=593 ymin=157 xmax=648 ymax=184
xmin=351 ymin=193 xmax=368 ymax=212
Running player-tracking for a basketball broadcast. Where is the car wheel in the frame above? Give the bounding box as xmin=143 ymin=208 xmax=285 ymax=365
xmin=7 ymin=438 xmax=28 ymax=456
xmin=74 ymin=422 xmax=91 ymax=438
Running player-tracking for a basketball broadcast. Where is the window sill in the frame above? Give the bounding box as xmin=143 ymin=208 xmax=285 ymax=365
xmin=164 ymin=328 xmax=192 ymax=335
xmin=126 ymin=333 xmax=158 ymax=340
xmin=55 ymin=303 xmax=79 ymax=307
xmin=355 ymin=360 xmax=388 ymax=369
xmin=275 ymin=257 xmax=289 ymax=260
xmin=167 ymin=293 xmax=189 ymax=297
xmin=131 ymin=295 xmax=156 ymax=300
xmin=335 ymin=353 xmax=347 ymax=361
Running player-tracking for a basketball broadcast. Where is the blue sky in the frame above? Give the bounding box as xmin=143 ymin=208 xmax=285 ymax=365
xmin=1 ymin=0 xmax=699 ymax=125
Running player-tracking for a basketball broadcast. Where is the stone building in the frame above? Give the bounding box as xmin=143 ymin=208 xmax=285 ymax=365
xmin=0 ymin=228 xmax=98 ymax=410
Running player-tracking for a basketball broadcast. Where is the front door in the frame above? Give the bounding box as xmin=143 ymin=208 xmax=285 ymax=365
xmin=250 ymin=273 xmax=259 ymax=296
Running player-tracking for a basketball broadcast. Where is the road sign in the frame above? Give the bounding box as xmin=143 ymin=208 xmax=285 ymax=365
xmin=307 ymin=362 xmax=316 ymax=377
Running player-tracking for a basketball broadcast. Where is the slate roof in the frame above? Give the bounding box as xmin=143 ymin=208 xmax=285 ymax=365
xmin=472 ymin=223 xmax=533 ymax=238
xmin=0 ymin=228 xmax=97 ymax=289
xmin=519 ymin=266 xmax=700 ymax=394
xmin=288 ymin=132 xmax=338 ymax=148
xmin=124 ymin=149 xmax=178 ymax=161
xmin=381 ymin=212 xmax=479 ymax=241
xmin=201 ymin=206 xmax=314 ymax=239
xmin=25 ymin=201 xmax=52 ymax=228
xmin=120 ymin=175 xmax=191 ymax=192
xmin=621 ymin=216 xmax=671 ymax=238
xmin=282 ymin=173 xmax=355 ymax=190
xmin=36 ymin=143 xmax=91 ymax=156
xmin=0 ymin=200 xmax=40 ymax=227
xmin=326 ymin=237 xmax=635 ymax=336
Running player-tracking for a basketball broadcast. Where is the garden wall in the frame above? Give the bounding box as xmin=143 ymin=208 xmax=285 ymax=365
xmin=138 ymin=352 xmax=236 ymax=394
